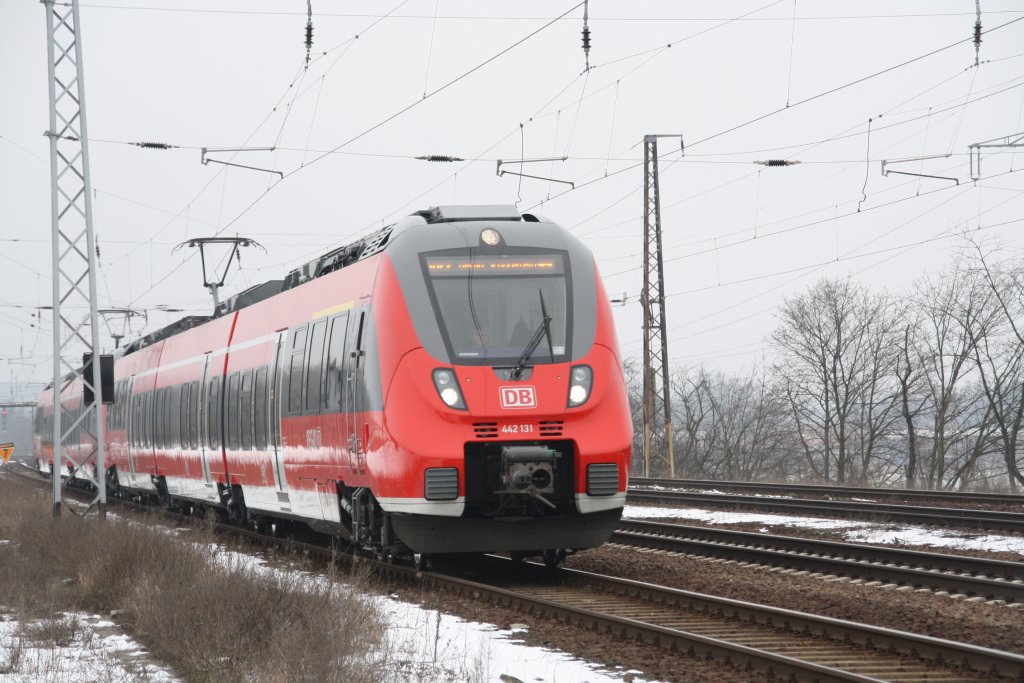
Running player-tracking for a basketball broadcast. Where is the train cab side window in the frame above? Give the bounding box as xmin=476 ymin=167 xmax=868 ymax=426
xmin=305 ymin=320 xmax=327 ymax=414
xmin=227 ymin=373 xmax=240 ymax=450
xmin=240 ymin=370 xmax=254 ymax=450
xmin=207 ymin=379 xmax=221 ymax=450
xmin=287 ymin=325 xmax=307 ymax=416
xmin=325 ymin=313 xmax=349 ymax=413
xmin=254 ymin=367 xmax=268 ymax=450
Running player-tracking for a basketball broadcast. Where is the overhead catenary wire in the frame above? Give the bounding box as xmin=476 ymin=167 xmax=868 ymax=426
xmin=19 ymin=2 xmax=1022 ymax=372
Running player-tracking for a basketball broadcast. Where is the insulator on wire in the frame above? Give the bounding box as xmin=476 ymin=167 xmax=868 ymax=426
xmin=753 ymin=159 xmax=801 ymax=167
xmin=416 ymin=155 xmax=464 ymax=163
xmin=305 ymin=0 xmax=314 ymax=67
xmin=581 ymin=0 xmax=591 ymax=71
xmin=133 ymin=141 xmax=177 ymax=149
xmin=973 ymin=0 xmax=982 ymax=66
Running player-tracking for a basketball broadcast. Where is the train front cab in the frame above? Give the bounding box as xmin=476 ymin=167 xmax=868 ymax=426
xmin=373 ymin=207 xmax=632 ymax=556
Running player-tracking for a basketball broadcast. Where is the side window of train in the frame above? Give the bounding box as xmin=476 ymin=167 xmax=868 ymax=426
xmin=170 ymin=384 xmax=180 ymax=448
xmin=151 ymin=391 xmax=159 ymax=447
xmin=144 ymin=392 xmax=150 ymax=447
xmin=325 ymin=313 xmax=349 ymax=413
xmin=305 ymin=319 xmax=327 ymax=414
xmin=207 ymin=379 xmax=220 ymax=449
xmin=157 ymin=388 xmax=166 ymax=448
xmin=162 ymin=388 xmax=170 ymax=448
xmin=254 ymin=367 xmax=268 ymax=450
xmin=240 ymin=370 xmax=254 ymax=450
xmin=168 ymin=387 xmax=175 ymax=447
xmin=156 ymin=390 xmax=164 ymax=448
xmin=190 ymin=380 xmax=200 ymax=449
xmin=179 ymin=383 xmax=189 ymax=449
xmin=226 ymin=373 xmax=240 ymax=450
xmin=287 ymin=325 xmax=307 ymax=416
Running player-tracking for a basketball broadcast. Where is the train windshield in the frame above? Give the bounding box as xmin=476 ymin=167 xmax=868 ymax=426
xmin=422 ymin=250 xmax=571 ymax=365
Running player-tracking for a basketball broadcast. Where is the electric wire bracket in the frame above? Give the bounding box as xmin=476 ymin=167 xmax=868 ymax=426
xmin=200 ymin=146 xmax=282 ymax=177
xmin=881 ymin=155 xmax=958 ymax=185
xmin=968 ymin=132 xmax=1024 ymax=181
xmin=496 ymin=156 xmax=574 ymax=188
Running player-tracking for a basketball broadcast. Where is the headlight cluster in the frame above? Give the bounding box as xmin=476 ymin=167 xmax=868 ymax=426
xmin=567 ymin=365 xmax=592 ymax=407
xmin=432 ymin=368 xmax=466 ymax=410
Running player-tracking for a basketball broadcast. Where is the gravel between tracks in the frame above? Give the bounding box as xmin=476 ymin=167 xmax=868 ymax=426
xmin=562 ymin=543 xmax=1024 ymax=655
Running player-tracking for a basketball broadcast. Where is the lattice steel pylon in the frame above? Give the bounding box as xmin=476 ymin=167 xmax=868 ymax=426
xmin=641 ymin=135 xmax=679 ymax=478
xmin=44 ymin=0 xmax=106 ymax=517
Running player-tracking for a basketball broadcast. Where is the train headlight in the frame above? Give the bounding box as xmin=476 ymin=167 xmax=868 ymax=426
xmin=433 ymin=368 xmax=466 ymax=410
xmin=480 ymin=228 xmax=502 ymax=246
xmin=567 ymin=364 xmax=592 ymax=407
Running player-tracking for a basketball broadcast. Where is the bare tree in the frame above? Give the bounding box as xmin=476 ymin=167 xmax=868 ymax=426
xmin=705 ymin=367 xmax=796 ymax=481
xmin=771 ymin=278 xmax=901 ymax=484
xmin=966 ymin=243 xmax=1024 ymax=491
xmin=897 ymin=263 xmax=997 ymax=489
xmin=669 ymin=365 xmax=714 ymax=478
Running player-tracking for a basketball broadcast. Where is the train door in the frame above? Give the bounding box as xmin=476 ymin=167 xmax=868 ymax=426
xmin=268 ymin=331 xmax=286 ymax=492
xmin=345 ymin=308 xmax=366 ymax=474
xmin=324 ymin=312 xmax=349 ymax=474
xmin=198 ymin=354 xmax=214 ymax=485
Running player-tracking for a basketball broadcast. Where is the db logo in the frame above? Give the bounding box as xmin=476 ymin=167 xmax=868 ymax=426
xmin=499 ymin=386 xmax=537 ymax=409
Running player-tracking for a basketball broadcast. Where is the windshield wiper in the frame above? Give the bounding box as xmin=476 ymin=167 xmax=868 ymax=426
xmin=510 ymin=290 xmax=555 ymax=380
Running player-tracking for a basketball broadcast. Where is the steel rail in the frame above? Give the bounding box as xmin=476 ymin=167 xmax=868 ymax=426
xmin=632 ymin=477 xmax=1024 ymax=507
xmin=626 ymin=489 xmax=1024 ymax=532
xmin=613 ymin=519 xmax=1024 ymax=603
xmin=447 ymin=557 xmax=1024 ymax=682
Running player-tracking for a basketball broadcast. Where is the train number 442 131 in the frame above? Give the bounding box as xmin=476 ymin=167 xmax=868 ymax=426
xmin=501 ymin=423 xmax=535 ymax=434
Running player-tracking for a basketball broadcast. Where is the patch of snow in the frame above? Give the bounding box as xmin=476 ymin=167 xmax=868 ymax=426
xmin=624 ymin=504 xmax=1024 ymax=555
xmin=376 ymin=597 xmax=650 ymax=683
xmin=0 ymin=610 xmax=180 ymax=682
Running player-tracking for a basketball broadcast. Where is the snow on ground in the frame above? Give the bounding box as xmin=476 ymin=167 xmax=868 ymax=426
xmin=624 ymin=504 xmax=1024 ymax=555
xmin=377 ymin=598 xmax=648 ymax=683
xmin=0 ymin=610 xmax=180 ymax=683
xmin=200 ymin=543 xmax=652 ymax=683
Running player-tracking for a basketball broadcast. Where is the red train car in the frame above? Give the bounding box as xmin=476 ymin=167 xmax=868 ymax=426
xmin=35 ymin=206 xmax=632 ymax=565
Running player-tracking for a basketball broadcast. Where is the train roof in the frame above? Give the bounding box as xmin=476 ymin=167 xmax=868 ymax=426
xmin=119 ymin=206 xmax=548 ymax=357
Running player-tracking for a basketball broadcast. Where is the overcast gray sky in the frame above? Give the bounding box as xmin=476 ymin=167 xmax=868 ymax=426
xmin=2 ymin=0 xmax=1023 ymax=400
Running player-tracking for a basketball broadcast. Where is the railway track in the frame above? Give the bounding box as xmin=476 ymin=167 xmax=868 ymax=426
xmin=435 ymin=556 xmax=1024 ymax=682
xmin=626 ymin=488 xmax=1024 ymax=533
xmin=612 ymin=519 xmax=1024 ymax=604
xmin=631 ymin=477 xmax=1024 ymax=509
xmin=9 ymin=468 xmax=1024 ymax=682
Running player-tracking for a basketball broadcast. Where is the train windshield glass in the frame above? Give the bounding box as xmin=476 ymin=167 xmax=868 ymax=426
xmin=422 ymin=251 xmax=570 ymax=365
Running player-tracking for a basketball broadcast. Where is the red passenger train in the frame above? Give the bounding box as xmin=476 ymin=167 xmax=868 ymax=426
xmin=34 ymin=205 xmax=632 ymax=565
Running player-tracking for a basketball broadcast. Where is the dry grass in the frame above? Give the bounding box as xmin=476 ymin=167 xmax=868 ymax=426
xmin=0 ymin=477 xmax=388 ymax=683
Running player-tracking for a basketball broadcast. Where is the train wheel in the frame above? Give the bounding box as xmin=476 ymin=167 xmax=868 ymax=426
xmin=542 ymin=549 xmax=565 ymax=570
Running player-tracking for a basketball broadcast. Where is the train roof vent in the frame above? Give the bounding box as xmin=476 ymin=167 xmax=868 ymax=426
xmin=415 ymin=205 xmax=522 ymax=224
xmin=282 ymin=225 xmax=394 ymax=291
xmin=215 ymin=279 xmax=284 ymax=317
xmin=122 ymin=315 xmax=212 ymax=355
